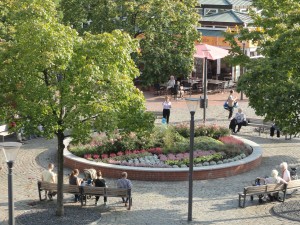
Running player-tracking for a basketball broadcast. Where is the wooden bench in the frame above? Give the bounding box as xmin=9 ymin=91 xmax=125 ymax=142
xmin=148 ymin=111 xmax=163 ymax=120
xmin=0 ymin=124 xmax=12 ymax=142
xmin=246 ymin=118 xmax=273 ymax=136
xmin=37 ymin=181 xmax=80 ymax=201
xmin=80 ymin=186 xmax=132 ymax=210
xmin=238 ymin=183 xmax=287 ymax=208
xmin=285 ymin=179 xmax=300 ymax=195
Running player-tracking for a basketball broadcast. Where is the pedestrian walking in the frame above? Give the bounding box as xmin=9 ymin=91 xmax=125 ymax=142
xmin=162 ymin=96 xmax=172 ymax=124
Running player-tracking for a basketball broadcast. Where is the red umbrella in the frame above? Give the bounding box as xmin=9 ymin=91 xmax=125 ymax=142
xmin=194 ymin=43 xmax=229 ymax=60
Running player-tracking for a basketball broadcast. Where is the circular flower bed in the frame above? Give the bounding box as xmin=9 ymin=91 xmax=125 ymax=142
xmin=69 ymin=124 xmax=252 ymax=168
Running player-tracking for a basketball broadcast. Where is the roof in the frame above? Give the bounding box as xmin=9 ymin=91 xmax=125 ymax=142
xmin=227 ymin=0 xmax=252 ymax=7
xmin=197 ymin=29 xmax=226 ymax=37
xmin=199 ymin=0 xmax=231 ymax=6
xmin=199 ymin=0 xmax=252 ymax=7
xmin=201 ymin=10 xmax=253 ymax=24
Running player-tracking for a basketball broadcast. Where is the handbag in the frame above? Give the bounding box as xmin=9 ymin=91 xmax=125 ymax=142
xmin=234 ymin=101 xmax=238 ymax=108
xmin=223 ymin=101 xmax=229 ymax=110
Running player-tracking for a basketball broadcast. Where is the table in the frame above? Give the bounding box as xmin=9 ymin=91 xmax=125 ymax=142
xmin=207 ymin=79 xmax=225 ymax=91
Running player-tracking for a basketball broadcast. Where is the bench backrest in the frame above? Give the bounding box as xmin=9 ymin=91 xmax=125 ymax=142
xmin=81 ymin=186 xmax=105 ymax=196
xmin=105 ymin=188 xmax=128 ymax=197
xmin=40 ymin=181 xmax=57 ymax=191
xmin=0 ymin=124 xmax=8 ymax=133
xmin=244 ymin=183 xmax=285 ymax=194
xmin=247 ymin=118 xmax=264 ymax=124
xmin=287 ymin=179 xmax=300 ymax=189
xmin=244 ymin=185 xmax=267 ymax=194
xmin=63 ymin=184 xmax=80 ymax=194
xmin=266 ymin=183 xmax=286 ymax=192
xmin=38 ymin=181 xmax=80 ymax=194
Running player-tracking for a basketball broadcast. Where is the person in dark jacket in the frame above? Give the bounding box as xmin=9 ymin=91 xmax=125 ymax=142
xmin=93 ymin=170 xmax=107 ymax=206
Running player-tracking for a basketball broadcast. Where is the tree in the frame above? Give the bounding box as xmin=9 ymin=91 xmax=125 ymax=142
xmin=0 ymin=0 xmax=153 ymax=216
xmin=225 ymin=0 xmax=300 ymax=135
xmin=60 ymin=0 xmax=200 ymax=85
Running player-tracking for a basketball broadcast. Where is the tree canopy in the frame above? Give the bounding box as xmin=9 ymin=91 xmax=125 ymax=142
xmin=225 ymin=0 xmax=300 ymax=134
xmin=0 ymin=0 xmax=154 ymax=216
xmin=60 ymin=0 xmax=200 ymax=85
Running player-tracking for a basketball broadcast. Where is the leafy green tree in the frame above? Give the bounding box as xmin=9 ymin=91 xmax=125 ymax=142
xmin=60 ymin=0 xmax=200 ymax=85
xmin=225 ymin=0 xmax=300 ymax=135
xmin=0 ymin=0 xmax=153 ymax=216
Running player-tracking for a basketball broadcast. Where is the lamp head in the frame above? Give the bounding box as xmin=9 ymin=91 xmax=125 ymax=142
xmin=185 ymin=98 xmax=199 ymax=113
xmin=1 ymin=142 xmax=22 ymax=162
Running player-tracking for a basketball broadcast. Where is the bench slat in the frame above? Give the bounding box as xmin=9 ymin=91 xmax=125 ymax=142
xmin=287 ymin=180 xmax=300 ymax=189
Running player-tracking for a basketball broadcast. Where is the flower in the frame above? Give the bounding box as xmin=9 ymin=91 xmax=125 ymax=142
xmin=84 ymin=154 xmax=92 ymax=159
xmin=101 ymin=154 xmax=108 ymax=159
xmin=93 ymin=154 xmax=100 ymax=159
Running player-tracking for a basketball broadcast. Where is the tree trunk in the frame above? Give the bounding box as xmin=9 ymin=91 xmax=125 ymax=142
xmin=56 ymin=130 xmax=65 ymax=216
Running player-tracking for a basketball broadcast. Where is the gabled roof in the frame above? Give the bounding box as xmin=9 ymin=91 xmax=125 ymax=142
xmin=199 ymin=0 xmax=231 ymax=6
xmin=199 ymin=0 xmax=252 ymax=7
xmin=227 ymin=0 xmax=252 ymax=7
xmin=201 ymin=10 xmax=253 ymax=24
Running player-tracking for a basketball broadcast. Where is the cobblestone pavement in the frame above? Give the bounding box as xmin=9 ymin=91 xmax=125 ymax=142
xmin=1 ymin=91 xmax=300 ymax=225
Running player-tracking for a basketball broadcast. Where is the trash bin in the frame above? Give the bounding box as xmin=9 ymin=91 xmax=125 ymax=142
xmin=200 ymin=96 xmax=208 ymax=108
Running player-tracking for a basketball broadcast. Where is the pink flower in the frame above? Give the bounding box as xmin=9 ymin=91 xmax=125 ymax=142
xmin=84 ymin=154 xmax=92 ymax=159
xmin=93 ymin=154 xmax=100 ymax=159
xmin=101 ymin=154 xmax=108 ymax=159
xmin=117 ymin=151 xmax=124 ymax=156
xmin=110 ymin=153 xmax=116 ymax=158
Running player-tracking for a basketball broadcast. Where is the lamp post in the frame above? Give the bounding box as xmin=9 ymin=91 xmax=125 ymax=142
xmin=240 ymin=41 xmax=246 ymax=100
xmin=202 ymin=50 xmax=210 ymax=124
xmin=1 ymin=142 xmax=22 ymax=225
xmin=185 ymin=98 xmax=199 ymax=222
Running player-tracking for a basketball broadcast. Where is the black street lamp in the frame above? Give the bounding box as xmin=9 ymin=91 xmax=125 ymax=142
xmin=240 ymin=41 xmax=246 ymax=100
xmin=202 ymin=50 xmax=210 ymax=124
xmin=185 ymin=98 xmax=199 ymax=222
xmin=1 ymin=142 xmax=22 ymax=225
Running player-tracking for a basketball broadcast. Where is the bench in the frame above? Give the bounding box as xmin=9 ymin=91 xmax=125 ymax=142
xmin=285 ymin=179 xmax=300 ymax=195
xmin=80 ymin=186 xmax=132 ymax=210
xmin=0 ymin=124 xmax=11 ymax=142
xmin=238 ymin=183 xmax=287 ymax=208
xmin=246 ymin=118 xmax=273 ymax=136
xmin=148 ymin=111 xmax=163 ymax=120
xmin=37 ymin=181 xmax=80 ymax=201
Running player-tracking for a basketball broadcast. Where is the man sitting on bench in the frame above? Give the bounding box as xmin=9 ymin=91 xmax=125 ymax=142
xmin=229 ymin=108 xmax=247 ymax=134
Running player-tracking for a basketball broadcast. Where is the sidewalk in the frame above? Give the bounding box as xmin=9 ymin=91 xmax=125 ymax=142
xmin=1 ymin=91 xmax=300 ymax=225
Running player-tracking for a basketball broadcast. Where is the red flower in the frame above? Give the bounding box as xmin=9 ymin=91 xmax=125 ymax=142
xmin=93 ymin=154 xmax=100 ymax=159
xmin=110 ymin=153 xmax=116 ymax=158
xmin=101 ymin=154 xmax=108 ymax=159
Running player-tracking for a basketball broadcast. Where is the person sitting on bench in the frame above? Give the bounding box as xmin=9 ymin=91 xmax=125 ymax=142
xmin=229 ymin=108 xmax=247 ymax=133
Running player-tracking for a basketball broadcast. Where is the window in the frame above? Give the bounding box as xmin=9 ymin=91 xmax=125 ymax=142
xmin=204 ymin=8 xmax=218 ymax=15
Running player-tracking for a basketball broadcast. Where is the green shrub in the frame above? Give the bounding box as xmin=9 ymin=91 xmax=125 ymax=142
xmin=193 ymin=136 xmax=224 ymax=151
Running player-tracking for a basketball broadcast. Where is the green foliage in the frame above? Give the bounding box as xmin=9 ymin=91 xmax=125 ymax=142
xmin=225 ymin=0 xmax=300 ymax=135
xmin=193 ymin=136 xmax=225 ymax=151
xmin=59 ymin=0 xmax=200 ymax=85
xmin=173 ymin=123 xmax=231 ymax=138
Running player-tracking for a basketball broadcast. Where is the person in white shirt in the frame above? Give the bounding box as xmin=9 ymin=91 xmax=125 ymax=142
xmin=162 ymin=96 xmax=172 ymax=124
xmin=280 ymin=162 xmax=291 ymax=182
xmin=229 ymin=108 xmax=247 ymax=133
xmin=41 ymin=163 xmax=57 ymax=200
xmin=227 ymin=90 xmax=237 ymax=119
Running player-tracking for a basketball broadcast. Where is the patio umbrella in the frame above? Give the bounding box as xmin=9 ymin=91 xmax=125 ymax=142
xmin=194 ymin=44 xmax=229 ymax=124
xmin=194 ymin=43 xmax=229 ymax=60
